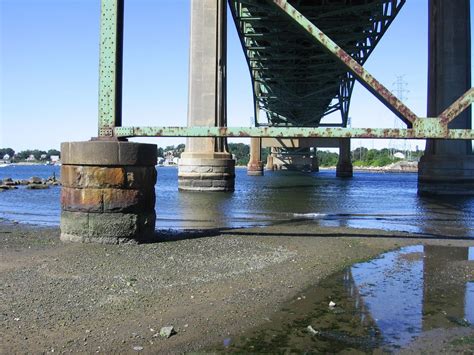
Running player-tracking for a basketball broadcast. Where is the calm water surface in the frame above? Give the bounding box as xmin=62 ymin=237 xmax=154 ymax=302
xmin=219 ymin=245 xmax=474 ymax=353
xmin=0 ymin=165 xmax=473 ymax=237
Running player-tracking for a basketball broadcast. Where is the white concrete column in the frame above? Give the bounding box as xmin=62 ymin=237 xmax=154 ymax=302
xmin=178 ymin=0 xmax=235 ymax=191
xmin=247 ymin=137 xmax=264 ymax=175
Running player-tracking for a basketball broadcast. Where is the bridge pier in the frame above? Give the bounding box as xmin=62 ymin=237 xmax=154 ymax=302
xmin=247 ymin=137 xmax=264 ymax=176
xmin=269 ymin=147 xmax=315 ymax=172
xmin=418 ymin=0 xmax=474 ymax=195
xmin=60 ymin=141 xmax=157 ymax=244
xmin=336 ymin=139 xmax=353 ymax=178
xmin=178 ymin=0 xmax=235 ymax=192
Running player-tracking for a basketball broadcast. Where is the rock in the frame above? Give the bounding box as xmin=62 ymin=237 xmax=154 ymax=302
xmin=307 ymin=325 xmax=319 ymax=336
xmin=159 ymin=326 xmax=175 ymax=338
xmin=19 ymin=180 xmax=29 ymax=185
xmin=329 ymin=301 xmax=336 ymax=308
xmin=132 ymin=345 xmax=143 ymax=351
xmin=3 ymin=178 xmax=16 ymax=186
xmin=29 ymin=176 xmax=43 ymax=184
xmin=0 ymin=185 xmax=17 ymax=190
xmin=26 ymin=184 xmax=49 ymax=190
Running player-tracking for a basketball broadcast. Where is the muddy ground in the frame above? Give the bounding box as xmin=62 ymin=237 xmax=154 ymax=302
xmin=1 ymin=220 xmax=473 ymax=354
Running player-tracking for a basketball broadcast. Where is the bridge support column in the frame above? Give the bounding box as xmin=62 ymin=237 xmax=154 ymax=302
xmin=418 ymin=0 xmax=474 ymax=195
xmin=178 ymin=0 xmax=235 ymax=191
xmin=311 ymin=149 xmax=319 ymax=172
xmin=247 ymin=137 xmax=264 ymax=176
xmin=336 ymin=139 xmax=353 ymax=177
xmin=60 ymin=141 xmax=157 ymax=244
xmin=266 ymin=148 xmax=276 ymax=171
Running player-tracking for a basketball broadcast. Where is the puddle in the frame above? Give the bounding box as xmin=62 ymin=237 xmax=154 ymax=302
xmin=217 ymin=245 xmax=474 ymax=353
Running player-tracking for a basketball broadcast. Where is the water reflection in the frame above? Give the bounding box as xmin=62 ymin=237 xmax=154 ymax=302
xmin=222 ymin=245 xmax=474 ymax=352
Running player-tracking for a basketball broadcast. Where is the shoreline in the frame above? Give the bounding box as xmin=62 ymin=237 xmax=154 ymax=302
xmin=1 ymin=220 xmax=472 ymax=353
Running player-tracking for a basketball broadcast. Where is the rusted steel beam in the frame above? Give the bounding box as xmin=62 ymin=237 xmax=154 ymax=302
xmin=269 ymin=0 xmax=418 ymax=127
xmin=439 ymin=88 xmax=474 ymax=124
xmin=114 ymin=126 xmax=474 ymax=140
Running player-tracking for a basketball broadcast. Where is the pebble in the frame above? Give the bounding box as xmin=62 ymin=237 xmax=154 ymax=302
xmin=132 ymin=345 xmax=143 ymax=351
xmin=329 ymin=301 xmax=336 ymax=308
xmin=160 ymin=326 xmax=175 ymax=338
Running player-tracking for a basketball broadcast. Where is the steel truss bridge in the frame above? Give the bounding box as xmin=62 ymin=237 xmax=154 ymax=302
xmin=98 ymin=0 xmax=474 ymax=141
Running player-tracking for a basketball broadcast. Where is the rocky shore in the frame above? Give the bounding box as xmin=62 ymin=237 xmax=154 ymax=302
xmin=1 ymin=220 xmax=472 ymax=353
xmin=0 ymin=175 xmax=60 ymax=191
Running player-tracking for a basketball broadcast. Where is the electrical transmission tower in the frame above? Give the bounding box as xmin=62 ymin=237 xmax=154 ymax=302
xmin=390 ymin=75 xmax=411 ymax=159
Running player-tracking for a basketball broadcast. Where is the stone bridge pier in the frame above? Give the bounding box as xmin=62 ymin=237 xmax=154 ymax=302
xmin=60 ymin=141 xmax=157 ymax=244
xmin=178 ymin=0 xmax=235 ymax=191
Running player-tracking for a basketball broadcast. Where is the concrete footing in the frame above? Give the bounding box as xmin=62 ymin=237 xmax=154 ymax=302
xmin=336 ymin=162 xmax=353 ymax=178
xmin=247 ymin=162 xmax=264 ymax=176
xmin=418 ymin=155 xmax=474 ymax=195
xmin=178 ymin=152 xmax=235 ymax=191
xmin=60 ymin=141 xmax=157 ymax=244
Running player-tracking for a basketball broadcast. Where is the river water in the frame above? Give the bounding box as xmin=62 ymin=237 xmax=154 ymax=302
xmin=0 ymin=165 xmax=474 ymax=237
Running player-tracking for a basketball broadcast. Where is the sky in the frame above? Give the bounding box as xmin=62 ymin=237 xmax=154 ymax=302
xmin=0 ymin=0 xmax=472 ymax=151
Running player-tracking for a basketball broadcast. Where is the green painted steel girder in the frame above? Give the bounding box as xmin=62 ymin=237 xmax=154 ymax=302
xmin=98 ymin=0 xmax=124 ymax=137
xmin=114 ymin=125 xmax=474 ymax=140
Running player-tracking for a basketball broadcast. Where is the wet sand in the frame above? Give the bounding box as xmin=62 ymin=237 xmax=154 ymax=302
xmin=1 ymin=220 xmax=473 ymax=353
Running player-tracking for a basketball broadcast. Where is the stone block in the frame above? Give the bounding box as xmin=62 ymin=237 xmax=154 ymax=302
xmin=87 ymin=212 xmax=138 ymax=239
xmin=61 ymin=166 xmax=126 ymax=188
xmin=61 ymin=187 xmax=103 ymax=212
xmin=61 ymin=141 xmax=157 ymax=166
xmin=125 ymin=166 xmax=157 ymax=189
xmin=60 ymin=211 xmax=89 ymax=237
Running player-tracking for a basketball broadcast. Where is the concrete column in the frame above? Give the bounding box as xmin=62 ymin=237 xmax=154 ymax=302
xmin=266 ymin=148 xmax=276 ymax=171
xmin=336 ymin=139 xmax=353 ymax=177
xmin=60 ymin=141 xmax=157 ymax=244
xmin=311 ymin=148 xmax=319 ymax=172
xmin=178 ymin=0 xmax=235 ymax=191
xmin=418 ymin=0 xmax=474 ymax=195
xmin=247 ymin=137 xmax=264 ymax=176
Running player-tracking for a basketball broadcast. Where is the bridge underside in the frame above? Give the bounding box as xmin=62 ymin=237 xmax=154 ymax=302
xmin=229 ymin=0 xmax=404 ymax=128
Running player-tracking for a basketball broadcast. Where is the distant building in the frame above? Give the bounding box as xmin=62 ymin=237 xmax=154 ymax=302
xmin=2 ymin=154 xmax=10 ymax=163
xmin=26 ymin=154 xmax=36 ymax=161
xmin=394 ymin=152 xmax=406 ymax=159
xmin=50 ymin=155 xmax=60 ymax=164
xmin=40 ymin=154 xmax=48 ymax=161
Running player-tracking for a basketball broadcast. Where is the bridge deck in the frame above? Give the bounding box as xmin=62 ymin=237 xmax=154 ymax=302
xmin=229 ymin=0 xmax=405 ymax=127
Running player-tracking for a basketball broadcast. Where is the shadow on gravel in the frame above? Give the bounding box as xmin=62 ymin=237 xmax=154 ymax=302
xmin=149 ymin=219 xmax=474 ymax=244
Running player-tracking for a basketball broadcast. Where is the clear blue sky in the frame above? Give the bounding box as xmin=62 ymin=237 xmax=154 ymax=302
xmin=1 ymin=0 xmax=472 ymax=151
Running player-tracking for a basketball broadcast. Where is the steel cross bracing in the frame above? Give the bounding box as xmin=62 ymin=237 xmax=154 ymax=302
xmin=229 ymin=0 xmax=405 ymax=128
xmin=98 ymin=0 xmax=474 ymax=140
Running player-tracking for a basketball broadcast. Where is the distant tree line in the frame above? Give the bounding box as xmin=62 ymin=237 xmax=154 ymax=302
xmin=0 ymin=148 xmax=61 ymax=162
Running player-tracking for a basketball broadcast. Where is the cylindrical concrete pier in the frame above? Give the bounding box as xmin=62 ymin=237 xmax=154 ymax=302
xmin=247 ymin=137 xmax=264 ymax=176
xmin=60 ymin=141 xmax=157 ymax=244
xmin=418 ymin=0 xmax=474 ymax=195
xmin=178 ymin=0 xmax=235 ymax=191
xmin=336 ymin=139 xmax=353 ymax=178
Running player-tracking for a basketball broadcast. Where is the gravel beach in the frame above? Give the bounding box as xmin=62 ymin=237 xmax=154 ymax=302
xmin=1 ymin=220 xmax=473 ymax=353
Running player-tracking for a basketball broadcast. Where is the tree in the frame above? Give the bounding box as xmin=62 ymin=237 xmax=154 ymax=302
xmin=228 ymin=143 xmax=250 ymax=166
xmin=0 ymin=148 xmax=15 ymax=158
xmin=46 ymin=149 xmax=60 ymax=159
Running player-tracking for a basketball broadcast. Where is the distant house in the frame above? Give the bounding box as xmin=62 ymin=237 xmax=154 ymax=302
xmin=394 ymin=152 xmax=406 ymax=160
xmin=40 ymin=154 xmax=48 ymax=161
xmin=50 ymin=155 xmax=60 ymax=164
xmin=2 ymin=154 xmax=10 ymax=163
xmin=26 ymin=154 xmax=36 ymax=161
